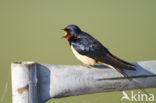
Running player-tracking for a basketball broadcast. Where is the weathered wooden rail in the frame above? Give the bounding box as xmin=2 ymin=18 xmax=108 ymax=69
xmin=11 ymin=60 xmax=156 ymax=103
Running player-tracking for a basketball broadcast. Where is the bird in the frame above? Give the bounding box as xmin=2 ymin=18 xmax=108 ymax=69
xmin=62 ymin=24 xmax=136 ymax=77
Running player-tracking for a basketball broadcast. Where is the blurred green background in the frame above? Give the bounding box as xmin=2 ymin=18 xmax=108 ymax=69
xmin=0 ymin=0 xmax=156 ymax=103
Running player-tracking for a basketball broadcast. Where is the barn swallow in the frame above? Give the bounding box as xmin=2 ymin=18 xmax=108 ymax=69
xmin=62 ymin=24 xmax=136 ymax=77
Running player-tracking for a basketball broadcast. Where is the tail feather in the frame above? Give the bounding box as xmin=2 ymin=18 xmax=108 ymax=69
xmin=97 ymin=49 xmax=136 ymax=71
xmin=114 ymin=67 xmax=129 ymax=78
xmin=103 ymin=51 xmax=136 ymax=71
xmin=109 ymin=53 xmax=136 ymax=68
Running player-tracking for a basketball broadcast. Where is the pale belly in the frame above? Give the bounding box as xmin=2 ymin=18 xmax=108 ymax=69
xmin=71 ymin=46 xmax=96 ymax=66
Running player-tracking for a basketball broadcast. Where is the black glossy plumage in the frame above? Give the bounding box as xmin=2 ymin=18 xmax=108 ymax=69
xmin=64 ymin=25 xmax=136 ymax=77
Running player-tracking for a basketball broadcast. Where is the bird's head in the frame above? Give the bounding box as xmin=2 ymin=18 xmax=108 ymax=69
xmin=62 ymin=25 xmax=82 ymax=40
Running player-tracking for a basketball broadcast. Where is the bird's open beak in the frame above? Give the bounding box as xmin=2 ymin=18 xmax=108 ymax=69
xmin=64 ymin=33 xmax=70 ymax=40
xmin=61 ymin=28 xmax=69 ymax=40
xmin=61 ymin=28 xmax=65 ymax=39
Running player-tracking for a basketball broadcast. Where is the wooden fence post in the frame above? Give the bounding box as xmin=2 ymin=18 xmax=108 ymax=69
xmin=11 ymin=60 xmax=156 ymax=103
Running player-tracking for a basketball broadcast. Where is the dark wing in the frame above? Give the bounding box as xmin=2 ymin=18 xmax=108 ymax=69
xmin=72 ymin=32 xmax=136 ymax=70
xmin=71 ymin=32 xmax=108 ymax=58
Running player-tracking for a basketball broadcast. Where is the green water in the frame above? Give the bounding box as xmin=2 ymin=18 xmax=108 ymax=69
xmin=0 ymin=0 xmax=156 ymax=103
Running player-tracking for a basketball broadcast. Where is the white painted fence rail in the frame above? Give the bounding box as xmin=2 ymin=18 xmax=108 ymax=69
xmin=11 ymin=60 xmax=156 ymax=103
